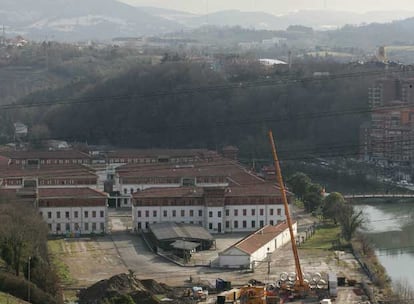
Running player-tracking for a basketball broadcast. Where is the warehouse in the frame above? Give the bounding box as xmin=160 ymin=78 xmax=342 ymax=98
xmin=218 ymin=221 xmax=297 ymax=269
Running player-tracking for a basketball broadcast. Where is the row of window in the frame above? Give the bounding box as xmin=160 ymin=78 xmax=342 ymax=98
xmin=42 ymin=210 xmax=105 ymax=219
xmin=137 ymin=208 xmax=283 ymax=218
xmin=136 ymin=219 xmax=276 ymax=230
xmin=138 ymin=209 xmax=203 ymax=218
xmin=50 ymin=222 xmax=105 ymax=232
xmin=15 ymin=159 xmax=88 ymax=165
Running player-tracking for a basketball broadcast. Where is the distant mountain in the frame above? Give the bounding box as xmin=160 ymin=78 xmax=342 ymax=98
xmin=179 ymin=9 xmax=414 ymax=31
xmin=137 ymin=7 xmax=414 ymax=31
xmin=0 ymin=0 xmax=185 ymax=41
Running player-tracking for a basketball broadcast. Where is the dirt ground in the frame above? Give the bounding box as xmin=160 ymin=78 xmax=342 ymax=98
xmin=53 ymin=208 xmax=371 ymax=303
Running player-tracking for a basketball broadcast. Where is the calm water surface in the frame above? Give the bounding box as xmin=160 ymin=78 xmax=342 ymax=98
xmin=356 ymin=203 xmax=414 ymax=287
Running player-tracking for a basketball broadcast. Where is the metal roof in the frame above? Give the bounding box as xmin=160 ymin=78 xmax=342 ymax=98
xmin=149 ymin=222 xmax=214 ymax=241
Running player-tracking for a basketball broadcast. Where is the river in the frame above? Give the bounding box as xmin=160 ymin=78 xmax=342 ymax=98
xmin=356 ymin=202 xmax=414 ymax=288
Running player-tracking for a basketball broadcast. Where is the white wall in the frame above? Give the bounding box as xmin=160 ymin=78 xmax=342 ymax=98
xmin=39 ymin=206 xmax=107 ymax=235
xmin=133 ymin=204 xmax=289 ymax=234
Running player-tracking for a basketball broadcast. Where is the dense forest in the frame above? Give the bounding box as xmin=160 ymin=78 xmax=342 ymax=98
xmin=4 ymin=56 xmax=395 ymax=160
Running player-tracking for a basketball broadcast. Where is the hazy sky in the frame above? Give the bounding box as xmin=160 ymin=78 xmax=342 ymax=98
xmin=120 ymin=0 xmax=414 ymax=14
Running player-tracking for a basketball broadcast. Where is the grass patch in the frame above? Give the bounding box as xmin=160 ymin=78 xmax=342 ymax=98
xmin=0 ymin=291 xmax=28 ymax=303
xmin=300 ymin=223 xmax=341 ymax=250
xmin=47 ymin=240 xmax=77 ymax=286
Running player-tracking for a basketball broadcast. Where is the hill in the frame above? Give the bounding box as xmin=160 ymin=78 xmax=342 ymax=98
xmin=0 ymin=0 xmax=184 ymax=41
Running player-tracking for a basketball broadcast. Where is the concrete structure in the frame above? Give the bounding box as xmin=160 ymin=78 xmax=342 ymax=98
xmin=218 ymin=222 xmax=297 ymax=269
xmin=36 ymin=187 xmax=108 ymax=235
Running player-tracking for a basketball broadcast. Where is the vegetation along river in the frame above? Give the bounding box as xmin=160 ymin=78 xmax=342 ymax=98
xmin=356 ymin=202 xmax=414 ymax=288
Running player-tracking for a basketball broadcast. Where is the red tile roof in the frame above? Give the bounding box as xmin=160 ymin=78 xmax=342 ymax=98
xmin=38 ymin=187 xmax=107 ymax=198
xmin=133 ymin=187 xmax=203 ymax=199
xmin=231 ymin=222 xmax=294 ymax=255
xmin=0 ymin=150 xmax=90 ymax=160
xmin=0 ymin=165 xmax=97 ymax=179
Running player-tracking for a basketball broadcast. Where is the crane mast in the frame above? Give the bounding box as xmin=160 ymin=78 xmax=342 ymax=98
xmin=268 ymin=130 xmax=306 ymax=289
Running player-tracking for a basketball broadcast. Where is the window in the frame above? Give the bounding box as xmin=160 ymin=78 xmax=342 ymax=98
xmin=124 ymin=188 xmax=127 ymax=194
xmin=198 ymin=210 xmax=202 ymax=217
xmin=124 ymin=198 xmax=128 ymax=205
xmin=270 ymin=208 xmax=274 ymax=215
xmin=92 ymin=223 xmax=97 ymax=231
xmin=260 ymin=209 xmax=264 ymax=216
xmin=153 ymin=210 xmax=157 ymax=217
xmin=277 ymin=208 xmax=281 ymax=216
xmin=218 ymin=211 xmax=222 ymax=218
xmin=138 ymin=222 xmax=142 ymax=229
xmin=163 ymin=210 xmax=167 ymax=217
xmin=189 ymin=210 xmax=194 ymax=217
xmin=138 ymin=211 xmax=142 ymax=217
xmin=209 ymin=223 xmax=213 ymax=229
xmin=225 ymin=209 xmax=229 ymax=216
xmin=234 ymin=209 xmax=238 ymax=216
xmin=65 ymin=211 xmax=70 ymax=219
xmin=100 ymin=223 xmax=105 ymax=231
xmin=243 ymin=220 xmax=247 ymax=228
xmin=270 ymin=220 xmax=274 ymax=225
xmin=145 ymin=211 xmax=149 ymax=218
xmin=56 ymin=223 xmax=61 ymax=231
xmin=85 ymin=223 xmax=89 ymax=231
xmin=56 ymin=211 xmax=61 ymax=219
xmin=243 ymin=209 xmax=247 ymax=216
xmin=251 ymin=209 xmax=255 ymax=216
xmin=100 ymin=211 xmax=104 ymax=218
xmin=48 ymin=223 xmax=52 ymax=231
xmin=74 ymin=211 xmax=79 ymax=218
xmin=92 ymin=211 xmax=96 ymax=218
xmin=48 ymin=212 xmax=52 ymax=219
xmin=130 ymin=188 xmax=133 ymax=194
xmin=65 ymin=223 xmax=70 ymax=231
xmin=251 ymin=220 xmax=256 ymax=228
xmin=181 ymin=210 xmax=185 ymax=217
xmin=209 ymin=211 xmax=213 ymax=218
xmin=84 ymin=211 xmax=89 ymax=218
xmin=172 ymin=210 xmax=176 ymax=217
xmin=145 ymin=222 xmax=149 ymax=229
xmin=260 ymin=220 xmax=264 ymax=227
xmin=234 ymin=221 xmax=238 ymax=228
xmin=225 ymin=221 xmax=230 ymax=228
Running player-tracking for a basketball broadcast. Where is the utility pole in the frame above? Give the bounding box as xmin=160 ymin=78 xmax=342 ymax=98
xmin=27 ymin=256 xmax=31 ymax=303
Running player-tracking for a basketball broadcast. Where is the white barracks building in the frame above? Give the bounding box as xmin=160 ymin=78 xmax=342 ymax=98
xmin=131 ymin=159 xmax=291 ymax=234
xmin=37 ymin=188 xmax=108 ymax=235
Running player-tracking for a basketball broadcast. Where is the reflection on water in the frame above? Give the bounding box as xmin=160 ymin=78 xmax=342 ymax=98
xmin=356 ymin=203 xmax=414 ymax=287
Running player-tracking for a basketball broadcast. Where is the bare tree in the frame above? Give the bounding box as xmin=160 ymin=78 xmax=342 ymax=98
xmin=0 ymin=203 xmax=48 ymax=276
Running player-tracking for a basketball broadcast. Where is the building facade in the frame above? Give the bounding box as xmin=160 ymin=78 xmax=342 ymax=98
xmin=37 ymin=188 xmax=108 ymax=235
xmin=132 ymin=185 xmax=290 ymax=234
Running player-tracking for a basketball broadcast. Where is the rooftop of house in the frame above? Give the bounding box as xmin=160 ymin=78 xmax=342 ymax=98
xmin=222 ymin=222 xmax=294 ymax=255
xmin=38 ymin=187 xmax=107 ymax=199
xmin=0 ymin=150 xmax=90 ymax=160
xmin=0 ymin=165 xmax=97 ymax=179
xmin=132 ymin=183 xmax=284 ymax=201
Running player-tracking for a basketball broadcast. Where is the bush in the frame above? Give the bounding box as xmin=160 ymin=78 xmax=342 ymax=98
xmin=0 ymin=271 xmax=58 ymax=304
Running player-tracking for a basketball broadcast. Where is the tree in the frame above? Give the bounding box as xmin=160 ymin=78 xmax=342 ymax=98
xmin=0 ymin=203 xmax=48 ymax=276
xmin=322 ymin=192 xmax=345 ymax=223
xmin=287 ymin=172 xmax=312 ymax=200
xmin=338 ymin=205 xmax=364 ymax=242
xmin=303 ymin=183 xmax=324 ymax=213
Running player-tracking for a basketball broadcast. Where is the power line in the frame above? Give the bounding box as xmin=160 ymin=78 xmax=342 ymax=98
xmin=1 ymin=67 xmax=412 ymax=112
